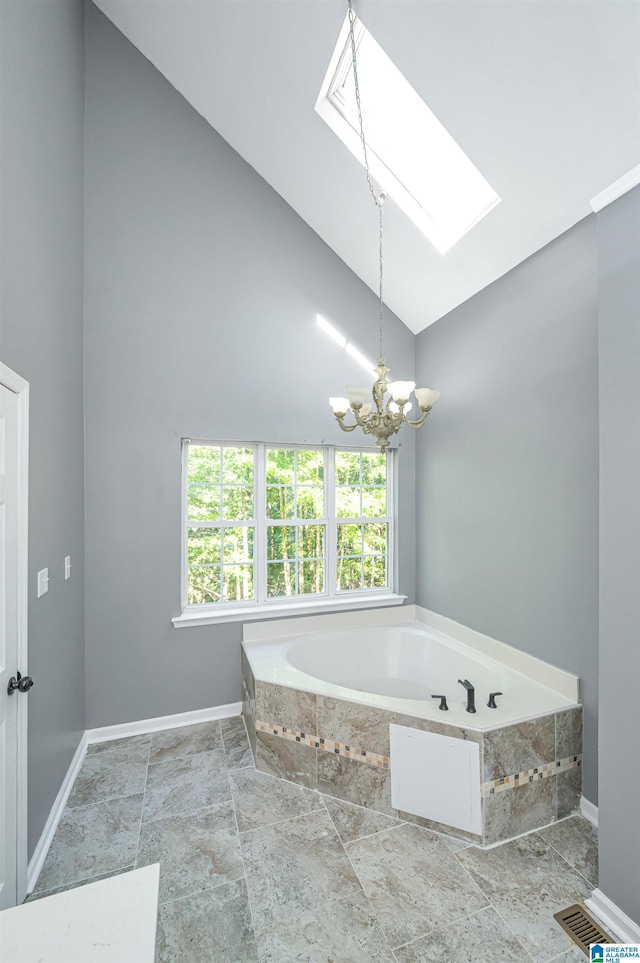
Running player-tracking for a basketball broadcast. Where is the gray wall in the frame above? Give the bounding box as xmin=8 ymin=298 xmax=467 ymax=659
xmin=0 ymin=0 xmax=86 ymax=855
xmin=4 ymin=1 xmax=628 ymax=893
xmin=597 ymin=185 xmax=640 ymax=922
xmin=414 ymin=217 xmax=600 ymax=804
xmin=83 ymin=4 xmax=416 ymax=727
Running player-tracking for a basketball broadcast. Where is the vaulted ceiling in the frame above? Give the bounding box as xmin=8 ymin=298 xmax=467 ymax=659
xmin=92 ymin=0 xmax=640 ymax=333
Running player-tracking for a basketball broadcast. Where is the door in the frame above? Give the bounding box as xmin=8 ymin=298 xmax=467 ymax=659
xmin=0 ymin=371 xmax=29 ymax=910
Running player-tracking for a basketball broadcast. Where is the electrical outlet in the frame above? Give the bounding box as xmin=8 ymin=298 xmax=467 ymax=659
xmin=37 ymin=568 xmax=49 ymax=598
xmin=65 ymin=555 xmax=71 ymax=580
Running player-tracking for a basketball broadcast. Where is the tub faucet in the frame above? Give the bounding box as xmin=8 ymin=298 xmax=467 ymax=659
xmin=458 ymin=679 xmax=476 ymax=713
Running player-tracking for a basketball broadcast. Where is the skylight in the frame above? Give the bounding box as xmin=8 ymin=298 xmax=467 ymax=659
xmin=315 ymin=14 xmax=501 ymax=253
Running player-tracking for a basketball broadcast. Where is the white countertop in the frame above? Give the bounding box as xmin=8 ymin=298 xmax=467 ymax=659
xmin=0 ymin=865 xmax=159 ymax=963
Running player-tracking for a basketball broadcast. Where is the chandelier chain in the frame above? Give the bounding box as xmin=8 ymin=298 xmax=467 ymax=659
xmin=347 ymin=0 xmax=385 ymax=364
xmin=378 ymin=199 xmax=384 ymax=362
xmin=347 ymin=0 xmax=378 ymax=208
xmin=328 ymin=1 xmax=441 ymax=447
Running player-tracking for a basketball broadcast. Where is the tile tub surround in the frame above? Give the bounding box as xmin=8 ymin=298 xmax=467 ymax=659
xmin=32 ymin=720 xmax=599 ymax=963
xmin=241 ymin=656 xmax=583 ymax=845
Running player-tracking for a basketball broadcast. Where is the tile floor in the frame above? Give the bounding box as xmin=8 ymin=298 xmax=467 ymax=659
xmin=30 ymin=716 xmax=599 ymax=963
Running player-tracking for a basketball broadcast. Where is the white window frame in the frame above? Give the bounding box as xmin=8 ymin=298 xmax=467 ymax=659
xmin=173 ymin=440 xmax=405 ymax=627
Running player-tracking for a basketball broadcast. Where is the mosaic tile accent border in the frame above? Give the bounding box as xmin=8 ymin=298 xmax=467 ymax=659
xmin=482 ymin=754 xmax=582 ymax=797
xmin=256 ymin=720 xmax=580 ymax=791
xmin=255 ymin=720 xmax=390 ymax=770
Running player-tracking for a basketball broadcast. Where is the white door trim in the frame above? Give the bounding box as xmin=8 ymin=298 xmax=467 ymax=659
xmin=0 ymin=362 xmax=30 ymax=904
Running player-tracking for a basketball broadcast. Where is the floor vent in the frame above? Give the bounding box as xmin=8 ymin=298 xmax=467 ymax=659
xmin=553 ymin=903 xmax=613 ymax=955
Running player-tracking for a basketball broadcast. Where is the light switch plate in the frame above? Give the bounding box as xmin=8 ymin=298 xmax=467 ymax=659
xmin=37 ymin=568 xmax=49 ymax=598
xmin=65 ymin=556 xmax=71 ymax=580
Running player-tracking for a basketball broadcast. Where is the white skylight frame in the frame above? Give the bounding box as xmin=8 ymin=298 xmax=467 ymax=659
xmin=315 ymin=14 xmax=501 ymax=254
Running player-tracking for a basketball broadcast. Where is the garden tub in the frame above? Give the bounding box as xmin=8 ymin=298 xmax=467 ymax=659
xmin=241 ymin=607 xmax=583 ymax=845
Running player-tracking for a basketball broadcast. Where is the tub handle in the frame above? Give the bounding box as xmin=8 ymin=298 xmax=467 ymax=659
xmin=487 ymin=691 xmax=503 ymax=709
xmin=431 ymin=694 xmax=449 ymax=711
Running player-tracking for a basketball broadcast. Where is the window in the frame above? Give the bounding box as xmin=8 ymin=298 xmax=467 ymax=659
xmin=178 ymin=441 xmax=399 ymax=623
xmin=335 ymin=449 xmax=388 ymax=592
xmin=185 ymin=445 xmax=255 ymax=605
xmin=315 ymin=14 xmax=501 ymax=253
xmin=265 ymin=447 xmax=325 ymax=599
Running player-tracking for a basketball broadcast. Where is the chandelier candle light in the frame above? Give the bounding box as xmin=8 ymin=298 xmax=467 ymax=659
xmin=328 ymin=0 xmax=440 ymax=451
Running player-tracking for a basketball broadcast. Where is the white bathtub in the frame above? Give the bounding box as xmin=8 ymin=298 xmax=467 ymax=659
xmin=243 ymin=609 xmax=579 ymax=731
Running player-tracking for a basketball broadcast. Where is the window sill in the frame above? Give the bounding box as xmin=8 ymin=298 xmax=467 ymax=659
xmin=172 ymin=592 xmax=407 ymax=628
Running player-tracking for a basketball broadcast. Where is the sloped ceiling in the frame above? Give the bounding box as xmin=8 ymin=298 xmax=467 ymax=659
xmin=92 ymin=0 xmax=639 ymax=334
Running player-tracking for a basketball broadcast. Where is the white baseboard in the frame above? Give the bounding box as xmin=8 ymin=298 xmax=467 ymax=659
xmin=586 ymin=889 xmax=640 ymax=943
xmin=85 ymin=701 xmax=242 ymax=746
xmin=27 ymin=702 xmax=242 ymax=895
xmin=27 ymin=733 xmax=88 ymax=894
xmin=580 ymin=795 xmax=598 ymax=827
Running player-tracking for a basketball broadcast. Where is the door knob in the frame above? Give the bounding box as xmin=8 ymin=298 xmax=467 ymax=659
xmin=7 ymin=671 xmax=34 ymax=695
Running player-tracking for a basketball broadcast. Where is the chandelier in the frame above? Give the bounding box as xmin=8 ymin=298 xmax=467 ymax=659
xmin=329 ymin=0 xmax=440 ymax=451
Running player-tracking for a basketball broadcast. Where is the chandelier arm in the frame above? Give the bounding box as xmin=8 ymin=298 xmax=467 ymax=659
xmin=334 ymin=415 xmax=360 ymax=433
xmin=403 ymin=408 xmax=434 ymax=429
xmin=353 ymin=409 xmax=382 ymax=430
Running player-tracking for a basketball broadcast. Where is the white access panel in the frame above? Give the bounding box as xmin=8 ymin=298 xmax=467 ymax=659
xmin=390 ymin=724 xmax=482 ymax=835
